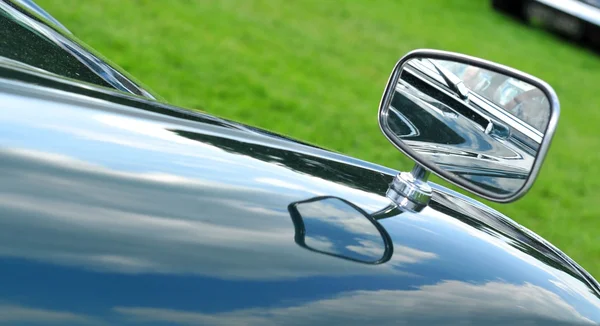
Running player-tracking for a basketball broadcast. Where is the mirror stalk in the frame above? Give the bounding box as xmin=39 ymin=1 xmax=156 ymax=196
xmin=386 ymin=164 xmax=432 ymax=212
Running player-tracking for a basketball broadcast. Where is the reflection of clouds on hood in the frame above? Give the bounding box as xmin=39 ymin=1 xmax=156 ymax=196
xmin=420 ymin=205 xmax=600 ymax=315
xmin=296 ymin=199 xmax=380 ymax=236
xmin=390 ymin=245 xmax=437 ymax=264
xmin=304 ymin=236 xmax=335 ymax=252
xmin=0 ymin=304 xmax=98 ymax=325
xmin=112 ymin=281 xmax=595 ymax=325
xmin=345 ymin=239 xmax=383 ymax=258
xmin=0 ymin=148 xmax=432 ymax=280
xmin=0 ymin=96 xmax=390 ymax=211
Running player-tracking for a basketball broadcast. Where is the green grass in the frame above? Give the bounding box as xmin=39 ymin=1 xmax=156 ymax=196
xmin=36 ymin=0 xmax=600 ymax=277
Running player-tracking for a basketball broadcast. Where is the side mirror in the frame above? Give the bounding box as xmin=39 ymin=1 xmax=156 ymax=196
xmin=379 ymin=49 xmax=559 ymax=203
xmin=288 ymin=196 xmax=393 ymax=264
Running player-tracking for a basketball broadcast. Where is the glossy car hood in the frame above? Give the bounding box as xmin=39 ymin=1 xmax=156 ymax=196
xmin=0 ymin=64 xmax=599 ymax=325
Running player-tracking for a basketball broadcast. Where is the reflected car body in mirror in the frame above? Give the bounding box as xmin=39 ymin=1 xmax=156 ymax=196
xmin=379 ymin=49 xmax=559 ymax=202
xmin=389 ymin=84 xmax=532 ymax=195
xmin=390 ymin=68 xmax=536 ymax=195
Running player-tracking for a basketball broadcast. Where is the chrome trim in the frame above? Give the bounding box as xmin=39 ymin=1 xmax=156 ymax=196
xmin=10 ymin=0 xmax=71 ymax=34
xmin=385 ymin=164 xmax=432 ymax=212
xmin=378 ymin=49 xmax=560 ymax=203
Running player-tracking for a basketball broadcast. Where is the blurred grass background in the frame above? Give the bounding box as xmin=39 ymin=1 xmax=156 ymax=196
xmin=36 ymin=0 xmax=600 ymax=277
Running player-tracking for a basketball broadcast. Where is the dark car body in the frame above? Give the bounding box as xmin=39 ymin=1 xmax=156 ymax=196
xmin=1 ymin=1 xmax=600 ymax=325
xmin=493 ymin=0 xmax=600 ymax=49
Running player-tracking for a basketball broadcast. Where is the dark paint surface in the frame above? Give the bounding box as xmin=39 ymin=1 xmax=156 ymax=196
xmin=0 ymin=68 xmax=599 ymax=325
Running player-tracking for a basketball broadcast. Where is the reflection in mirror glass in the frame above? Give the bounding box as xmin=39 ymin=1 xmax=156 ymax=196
xmin=418 ymin=59 xmax=550 ymax=131
xmin=290 ymin=197 xmax=389 ymax=264
xmin=385 ymin=57 xmax=553 ymax=197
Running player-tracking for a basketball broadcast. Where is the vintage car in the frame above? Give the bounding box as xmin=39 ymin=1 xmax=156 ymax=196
xmin=1 ymin=0 xmax=600 ymax=325
xmin=492 ymin=0 xmax=600 ymax=49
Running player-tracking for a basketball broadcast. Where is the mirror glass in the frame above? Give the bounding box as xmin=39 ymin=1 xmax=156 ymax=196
xmin=383 ymin=56 xmax=554 ymax=198
xmin=288 ymin=196 xmax=391 ymax=264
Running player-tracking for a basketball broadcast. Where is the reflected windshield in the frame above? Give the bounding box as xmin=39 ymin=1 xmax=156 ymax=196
xmin=414 ymin=59 xmax=550 ymax=132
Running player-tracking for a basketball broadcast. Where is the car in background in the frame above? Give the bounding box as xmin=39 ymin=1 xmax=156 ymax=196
xmin=492 ymin=0 xmax=600 ymax=49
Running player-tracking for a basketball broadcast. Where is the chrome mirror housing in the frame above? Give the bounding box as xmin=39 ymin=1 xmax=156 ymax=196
xmin=379 ymin=49 xmax=559 ymax=205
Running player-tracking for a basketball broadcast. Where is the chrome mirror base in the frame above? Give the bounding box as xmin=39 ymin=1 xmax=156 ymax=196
xmin=386 ymin=164 xmax=432 ymax=212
